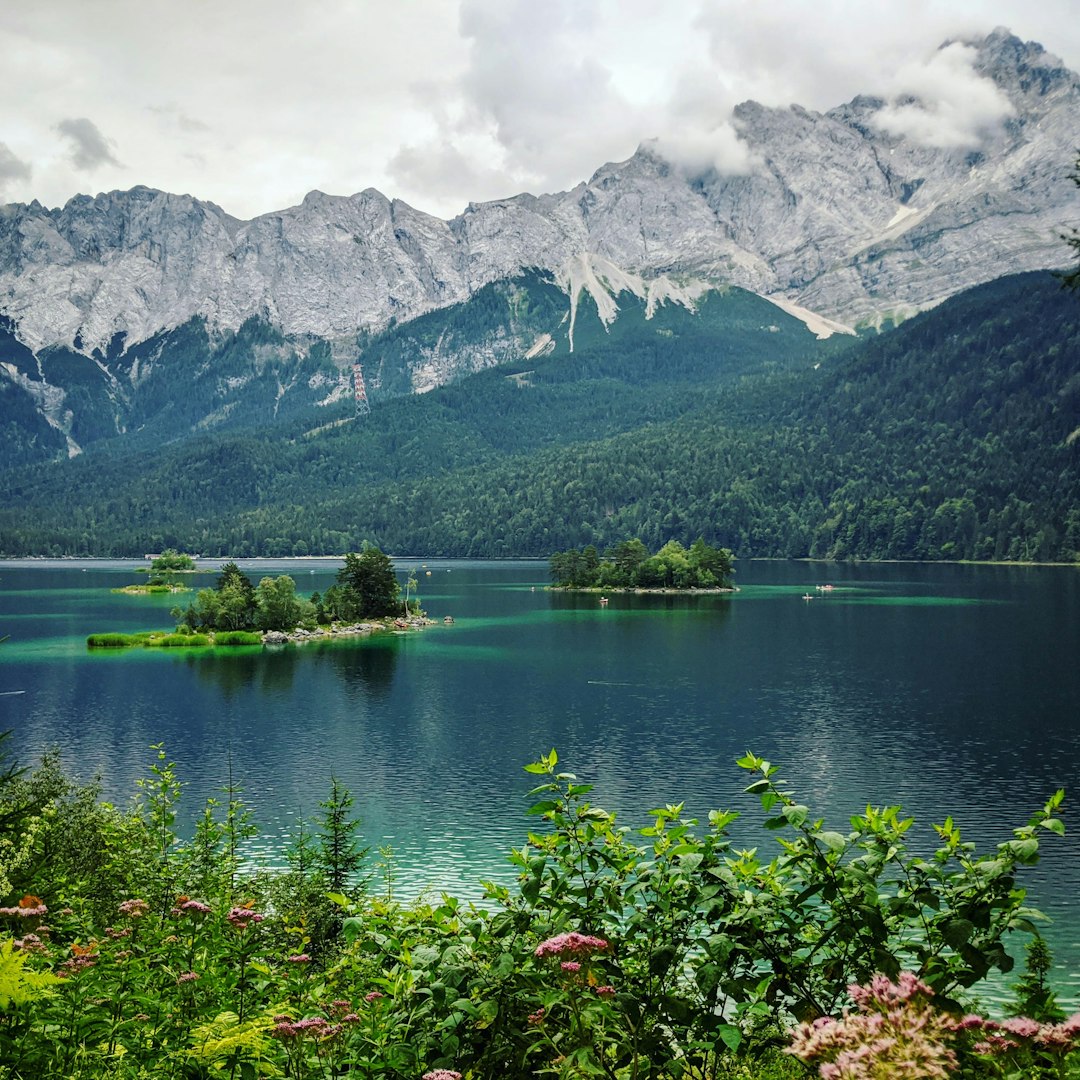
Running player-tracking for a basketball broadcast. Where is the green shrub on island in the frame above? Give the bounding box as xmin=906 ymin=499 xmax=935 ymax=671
xmin=86 ymin=632 xmax=140 ymax=648
xmin=551 ymin=535 xmax=735 ymax=589
xmin=151 ymin=632 xmax=210 ymax=647
xmin=0 ymin=741 xmax=1068 ymax=1080
xmin=86 ymin=631 xmax=211 ymax=648
xmin=174 ymin=548 xmax=408 ymax=634
xmin=212 ymin=630 xmax=263 ymax=646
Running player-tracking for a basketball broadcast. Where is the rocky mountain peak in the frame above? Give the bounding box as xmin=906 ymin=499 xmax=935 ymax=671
xmin=0 ymin=27 xmax=1075 ymax=364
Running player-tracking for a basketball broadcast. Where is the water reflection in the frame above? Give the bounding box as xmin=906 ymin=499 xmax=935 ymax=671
xmin=185 ymin=637 xmax=399 ymax=700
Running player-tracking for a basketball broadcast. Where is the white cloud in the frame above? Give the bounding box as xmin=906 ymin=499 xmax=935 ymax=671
xmin=650 ymin=67 xmax=758 ymax=177
xmin=872 ymin=42 xmax=1016 ymax=148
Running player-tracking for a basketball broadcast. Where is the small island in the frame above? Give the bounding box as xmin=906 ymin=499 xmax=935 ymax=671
xmin=90 ymin=548 xmax=433 ymax=649
xmin=549 ymin=537 xmax=735 ymax=591
xmin=111 ymin=549 xmax=199 ymax=594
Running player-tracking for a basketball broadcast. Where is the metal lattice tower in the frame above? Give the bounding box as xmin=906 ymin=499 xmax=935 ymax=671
xmin=353 ymin=363 xmax=370 ymax=417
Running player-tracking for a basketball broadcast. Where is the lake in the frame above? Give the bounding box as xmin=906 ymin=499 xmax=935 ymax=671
xmin=2 ymin=557 xmax=1079 ymax=1004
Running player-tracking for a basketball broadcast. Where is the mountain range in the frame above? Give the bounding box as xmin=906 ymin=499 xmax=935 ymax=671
xmin=1 ymin=28 xmax=1078 ymax=465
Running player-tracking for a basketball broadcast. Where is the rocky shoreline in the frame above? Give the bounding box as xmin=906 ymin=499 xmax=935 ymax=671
xmin=261 ymin=615 xmax=436 ymax=645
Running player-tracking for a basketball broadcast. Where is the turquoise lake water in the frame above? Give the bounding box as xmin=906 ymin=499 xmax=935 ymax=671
xmin=2 ymin=557 xmax=1079 ymax=1003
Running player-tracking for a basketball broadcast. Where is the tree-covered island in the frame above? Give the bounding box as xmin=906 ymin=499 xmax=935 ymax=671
xmin=111 ymin=549 xmax=200 ymax=594
xmin=550 ymin=537 xmax=735 ymax=590
xmin=89 ymin=548 xmax=430 ymax=648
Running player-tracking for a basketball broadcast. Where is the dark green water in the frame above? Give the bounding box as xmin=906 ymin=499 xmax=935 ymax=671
xmin=2 ymin=558 xmax=1079 ymax=1002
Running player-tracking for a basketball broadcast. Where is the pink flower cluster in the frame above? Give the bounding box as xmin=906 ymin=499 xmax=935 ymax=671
xmin=226 ymin=905 xmax=265 ymax=928
xmin=421 ymin=1071 xmax=463 ymax=1080
xmin=13 ymin=933 xmax=47 ymax=955
xmin=790 ymin=972 xmax=1080 ymax=1079
xmin=269 ymin=1015 xmax=345 ymax=1042
xmin=170 ymin=898 xmax=211 ymax=917
xmin=0 ymin=896 xmax=48 ymax=919
xmin=788 ymin=974 xmax=958 ymax=1080
xmin=965 ymin=1012 xmax=1080 ymax=1056
xmin=535 ymin=931 xmax=610 ymax=960
xmin=118 ymin=898 xmax=149 ymax=918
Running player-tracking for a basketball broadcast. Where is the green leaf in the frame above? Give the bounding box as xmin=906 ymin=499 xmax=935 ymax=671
xmin=716 ymin=1023 xmax=743 ymax=1052
xmin=941 ymin=918 xmax=975 ymax=949
xmin=818 ymin=831 xmax=847 ymax=852
xmin=1042 ymin=817 xmax=1065 ymax=836
xmin=783 ymin=804 xmax=809 ymax=828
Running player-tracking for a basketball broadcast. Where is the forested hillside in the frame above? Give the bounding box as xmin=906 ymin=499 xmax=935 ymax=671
xmin=0 ymin=271 xmax=1076 ymax=562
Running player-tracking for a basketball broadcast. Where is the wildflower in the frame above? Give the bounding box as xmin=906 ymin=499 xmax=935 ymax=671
xmin=422 ymin=1071 xmax=463 ymax=1080
xmin=170 ymin=898 xmax=211 ymax=916
xmin=342 ymin=1013 xmax=360 ymax=1023
xmin=59 ymin=954 xmax=97 ymax=977
xmin=287 ymin=953 xmax=312 ymax=963
xmin=106 ymin=926 xmax=133 ymax=939
xmin=560 ymin=960 xmax=581 ymax=973
xmin=13 ymin=933 xmax=47 ymax=955
xmin=134 ymin=1013 xmax=150 ymax=1022
xmin=528 ymin=1007 xmax=545 ymax=1025
xmin=364 ymin=990 xmax=385 ymax=1002
xmin=595 ymin=985 xmax=616 ymax=998
xmin=972 ymin=1035 xmax=1018 ymax=1055
xmin=534 ymin=931 xmax=610 ymax=959
xmin=118 ymin=898 xmax=149 ymax=918
xmin=59 ymin=907 xmax=74 ymax=916
xmin=788 ymin=973 xmax=957 ymax=1079
xmin=0 ymin=896 xmax=48 ymax=918
xmin=177 ymin=971 xmax=200 ymax=984
xmin=999 ymin=1016 xmax=1041 ymax=1038
xmin=226 ymin=905 xmax=264 ymax=928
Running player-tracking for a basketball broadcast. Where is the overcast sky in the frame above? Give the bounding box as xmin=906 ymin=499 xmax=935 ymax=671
xmin=2 ymin=0 xmax=1078 ymax=221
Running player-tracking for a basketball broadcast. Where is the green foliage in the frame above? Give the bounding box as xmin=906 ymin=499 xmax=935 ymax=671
xmin=335 ymin=548 xmax=401 ymax=619
xmin=211 ymin=631 xmax=262 ymax=646
xmin=0 ymin=936 xmax=60 ymax=1008
xmin=1009 ymin=935 xmax=1065 ymax=1023
xmin=551 ymin=536 xmax=735 ymax=589
xmin=86 ymin=633 xmax=137 ymax=648
xmin=317 ymin=776 xmax=368 ymax=896
xmin=0 ymin=745 xmax=1070 ymax=1079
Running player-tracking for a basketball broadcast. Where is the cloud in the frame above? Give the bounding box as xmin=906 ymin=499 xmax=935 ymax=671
xmin=55 ymin=117 xmax=121 ymax=171
xmin=388 ymin=140 xmax=521 ymax=209
xmin=872 ymin=42 xmax=1016 ymax=148
xmin=0 ymin=142 xmax=32 ymax=192
xmin=650 ymin=67 xmax=758 ymax=177
xmin=148 ymin=105 xmax=210 ymax=134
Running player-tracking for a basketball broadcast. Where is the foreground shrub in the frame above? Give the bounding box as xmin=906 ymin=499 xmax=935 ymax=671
xmin=0 ymin=745 xmax=1068 ymax=1079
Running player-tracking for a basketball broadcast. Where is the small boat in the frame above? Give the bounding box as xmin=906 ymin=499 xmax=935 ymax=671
xmin=443 ymin=615 xmax=454 ymax=624
xmin=600 ymin=597 xmax=609 ymax=606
